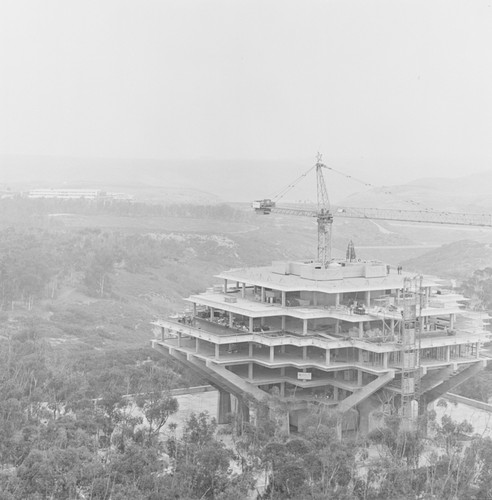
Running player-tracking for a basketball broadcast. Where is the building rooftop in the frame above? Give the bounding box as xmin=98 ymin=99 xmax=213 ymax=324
xmin=216 ymin=260 xmax=438 ymax=293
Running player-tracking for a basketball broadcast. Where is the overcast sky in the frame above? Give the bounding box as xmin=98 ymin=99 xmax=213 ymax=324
xmin=1 ymin=0 xmax=492 ymax=185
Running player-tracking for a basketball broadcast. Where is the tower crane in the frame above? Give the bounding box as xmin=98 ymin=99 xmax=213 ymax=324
xmin=252 ymin=154 xmax=492 ymax=267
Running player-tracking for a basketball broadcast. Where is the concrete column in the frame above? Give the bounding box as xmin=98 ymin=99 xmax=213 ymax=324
xmin=160 ymin=327 xmax=165 ymax=341
xmin=177 ymin=332 xmax=182 ymax=347
xmin=391 ymin=319 xmax=395 ymax=334
xmin=261 ymin=287 xmax=265 ymax=302
xmin=450 ymin=314 xmax=455 ymax=329
xmin=249 ymin=343 xmax=253 ymax=357
xmin=280 ymin=367 xmax=285 ymax=376
xmin=281 ymin=316 xmax=286 ymax=331
xmin=383 ymin=352 xmax=388 ymax=368
xmin=239 ymin=401 xmax=250 ymax=424
xmin=282 ymin=291 xmax=286 ymax=307
xmin=359 ymin=322 xmax=364 ymax=338
xmin=313 ymin=292 xmax=318 ymax=306
xmin=270 ymin=346 xmax=275 ymax=362
xmin=270 ymin=407 xmax=290 ymax=435
xmin=365 ymin=290 xmax=371 ymax=308
xmin=336 ymin=319 xmax=340 ymax=334
xmin=229 ymin=311 xmax=233 ymax=328
xmin=280 ymin=345 xmax=286 ymax=354
xmin=215 ymin=344 xmax=220 ymax=359
xmin=326 ymin=349 xmax=331 ymax=365
xmin=335 ymin=293 xmax=340 ymax=306
xmin=477 ymin=342 xmax=480 ymax=359
xmin=248 ymin=362 xmax=253 ymax=379
xmin=333 ymin=386 xmax=339 ymax=401
xmin=242 ymin=282 xmax=246 ymax=298
xmin=302 ymin=346 xmax=307 ymax=360
xmin=358 ymin=349 xmax=363 ymax=362
xmin=224 ymin=279 xmax=228 ymax=292
xmin=280 ymin=382 xmax=285 ymax=397
xmin=193 ymin=303 xmax=197 ymax=316
xmin=210 ymin=307 xmax=214 ymax=320
xmin=196 ymin=338 xmax=200 ymax=353
xmin=446 ymin=345 xmax=451 ymax=362
xmin=260 ymin=317 xmax=265 ymax=326
xmin=358 ymin=370 xmax=363 ymax=386
xmin=249 ymin=317 xmax=254 ymax=332
xmin=303 ymin=319 xmax=308 ymax=335
xmin=217 ymin=390 xmax=231 ymax=424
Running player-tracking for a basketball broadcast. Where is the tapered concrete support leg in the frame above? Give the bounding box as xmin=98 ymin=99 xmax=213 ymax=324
xmin=217 ymin=390 xmax=232 ymax=424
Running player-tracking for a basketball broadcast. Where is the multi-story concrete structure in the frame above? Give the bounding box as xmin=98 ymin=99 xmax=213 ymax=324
xmin=152 ymin=258 xmax=490 ymax=434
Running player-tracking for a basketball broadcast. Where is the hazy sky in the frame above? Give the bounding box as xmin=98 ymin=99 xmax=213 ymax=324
xmin=1 ymin=0 xmax=492 ymax=183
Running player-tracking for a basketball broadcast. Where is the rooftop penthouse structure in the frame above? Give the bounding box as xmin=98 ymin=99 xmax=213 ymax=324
xmin=152 ymin=258 xmax=490 ymax=434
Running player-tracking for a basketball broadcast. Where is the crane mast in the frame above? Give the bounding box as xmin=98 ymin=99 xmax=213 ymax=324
xmin=315 ymin=156 xmax=334 ymax=267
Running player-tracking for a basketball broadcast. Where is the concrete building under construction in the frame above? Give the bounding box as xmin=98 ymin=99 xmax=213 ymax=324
xmin=152 ymin=257 xmax=490 ymax=434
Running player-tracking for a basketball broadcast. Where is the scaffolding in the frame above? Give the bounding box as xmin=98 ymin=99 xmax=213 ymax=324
xmin=400 ymin=277 xmax=423 ymax=428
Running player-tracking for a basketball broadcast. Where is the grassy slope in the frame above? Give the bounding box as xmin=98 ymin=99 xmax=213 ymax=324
xmin=401 ymin=240 xmax=492 ymax=279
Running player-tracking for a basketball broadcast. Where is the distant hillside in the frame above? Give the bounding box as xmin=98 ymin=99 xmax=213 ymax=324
xmin=401 ymin=240 xmax=492 ymax=279
xmin=340 ymin=170 xmax=492 ymax=213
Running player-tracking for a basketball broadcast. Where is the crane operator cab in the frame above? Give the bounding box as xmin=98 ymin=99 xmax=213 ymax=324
xmin=252 ymin=199 xmax=276 ymax=214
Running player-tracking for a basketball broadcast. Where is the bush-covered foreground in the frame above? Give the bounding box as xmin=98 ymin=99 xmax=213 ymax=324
xmin=2 ymin=326 xmax=492 ymax=500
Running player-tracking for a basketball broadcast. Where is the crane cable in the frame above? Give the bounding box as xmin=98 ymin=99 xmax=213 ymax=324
xmin=322 ymin=163 xmax=438 ymax=212
xmin=268 ymin=159 xmax=438 ymax=213
xmin=270 ymin=165 xmax=316 ymax=202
